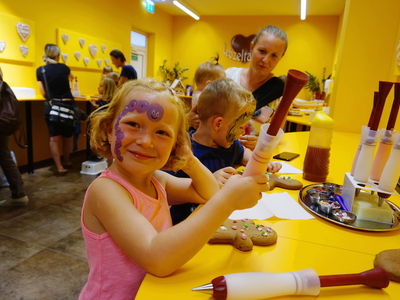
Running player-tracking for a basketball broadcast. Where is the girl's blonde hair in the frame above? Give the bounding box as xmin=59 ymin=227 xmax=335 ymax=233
xmin=100 ymin=77 xmax=117 ymax=101
xmin=90 ymin=78 xmax=190 ymax=172
xmin=197 ymin=78 xmax=256 ymax=121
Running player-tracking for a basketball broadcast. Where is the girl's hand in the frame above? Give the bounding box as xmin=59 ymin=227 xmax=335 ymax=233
xmin=220 ymin=174 xmax=268 ymax=211
xmin=267 ymin=161 xmax=282 ymax=173
xmin=239 ymin=135 xmax=258 ymax=150
xmin=213 ymin=167 xmax=238 ymax=187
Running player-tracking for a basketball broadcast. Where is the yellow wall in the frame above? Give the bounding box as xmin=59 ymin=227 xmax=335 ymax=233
xmin=0 ymin=0 xmax=173 ymax=165
xmin=171 ymin=15 xmax=339 ymax=98
xmin=330 ymin=0 xmax=400 ymax=133
xmin=0 ymin=0 xmax=173 ymax=95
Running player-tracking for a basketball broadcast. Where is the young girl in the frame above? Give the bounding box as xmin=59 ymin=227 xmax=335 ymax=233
xmin=80 ymin=78 xmax=268 ymax=299
xmin=91 ymin=77 xmax=117 ymax=108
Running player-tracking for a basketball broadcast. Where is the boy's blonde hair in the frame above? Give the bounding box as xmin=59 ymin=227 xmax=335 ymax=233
xmin=194 ymin=62 xmax=225 ymax=89
xmin=100 ymin=77 xmax=117 ymax=101
xmin=197 ymin=78 xmax=256 ymax=121
xmin=90 ymin=78 xmax=190 ymax=171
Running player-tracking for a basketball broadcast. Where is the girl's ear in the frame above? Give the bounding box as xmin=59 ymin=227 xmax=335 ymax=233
xmin=106 ymin=121 xmax=114 ymax=142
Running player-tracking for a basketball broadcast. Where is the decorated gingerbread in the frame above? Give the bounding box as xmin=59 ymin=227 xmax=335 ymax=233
xmin=209 ymin=219 xmax=277 ymax=251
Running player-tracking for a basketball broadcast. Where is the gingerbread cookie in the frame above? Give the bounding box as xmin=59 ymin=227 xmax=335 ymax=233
xmin=209 ymin=219 xmax=277 ymax=251
xmin=268 ymin=174 xmax=303 ymax=190
xmin=374 ymin=249 xmax=400 ymax=282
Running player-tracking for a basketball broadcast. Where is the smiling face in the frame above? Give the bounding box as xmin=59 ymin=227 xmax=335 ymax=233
xmin=250 ymin=33 xmax=286 ymax=78
xmin=109 ymin=90 xmax=179 ymax=174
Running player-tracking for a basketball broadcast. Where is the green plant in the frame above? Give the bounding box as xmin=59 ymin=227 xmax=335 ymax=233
xmin=159 ymin=60 xmax=189 ymax=84
xmin=304 ymin=68 xmax=331 ymax=98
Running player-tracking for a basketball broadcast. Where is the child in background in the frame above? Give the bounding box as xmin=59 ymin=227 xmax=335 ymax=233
xmin=187 ymin=61 xmax=226 ymax=129
xmin=91 ymin=77 xmax=117 ymax=108
xmin=80 ymin=78 xmax=267 ymax=299
xmin=105 ymin=71 xmax=119 ymax=86
xmin=102 ymin=65 xmax=113 ymax=75
xmin=170 ymin=78 xmax=281 ymax=224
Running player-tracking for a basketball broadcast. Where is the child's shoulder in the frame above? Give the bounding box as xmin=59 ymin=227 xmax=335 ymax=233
xmin=86 ymin=175 xmax=130 ymax=202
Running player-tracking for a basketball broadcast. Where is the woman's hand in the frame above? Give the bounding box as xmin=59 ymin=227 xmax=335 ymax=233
xmin=239 ymin=135 xmax=258 ymax=150
xmin=213 ymin=167 xmax=238 ymax=187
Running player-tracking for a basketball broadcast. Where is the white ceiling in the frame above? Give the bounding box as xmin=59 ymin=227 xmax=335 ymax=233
xmin=154 ymin=0 xmax=346 ymax=17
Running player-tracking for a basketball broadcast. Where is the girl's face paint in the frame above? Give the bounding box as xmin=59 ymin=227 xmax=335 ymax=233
xmin=113 ymin=99 xmax=167 ymax=162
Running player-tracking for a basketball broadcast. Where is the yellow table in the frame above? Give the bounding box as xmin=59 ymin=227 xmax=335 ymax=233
xmin=136 ymin=131 xmax=400 ymax=300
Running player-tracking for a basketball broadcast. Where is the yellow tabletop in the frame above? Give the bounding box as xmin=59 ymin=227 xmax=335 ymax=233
xmin=136 ymin=131 xmax=400 ymax=300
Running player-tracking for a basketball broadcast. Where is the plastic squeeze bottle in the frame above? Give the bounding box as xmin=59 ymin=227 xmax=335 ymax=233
xmin=303 ymin=111 xmax=334 ymax=182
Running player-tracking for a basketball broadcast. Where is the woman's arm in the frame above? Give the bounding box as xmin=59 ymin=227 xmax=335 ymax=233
xmin=37 ymin=81 xmax=46 ymax=98
xmin=155 ymin=155 xmax=219 ymax=205
xmin=118 ymin=76 xmax=128 ymax=88
xmin=89 ymin=174 xmax=267 ymax=277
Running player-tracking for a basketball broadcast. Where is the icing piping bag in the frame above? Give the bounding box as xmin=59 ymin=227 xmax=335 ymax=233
xmin=371 ymin=83 xmax=399 ymax=181
xmin=243 ymin=69 xmax=308 ymax=176
xmin=192 ymin=268 xmax=389 ymax=300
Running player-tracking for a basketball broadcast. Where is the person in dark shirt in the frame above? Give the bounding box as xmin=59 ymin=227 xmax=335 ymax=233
xmin=36 ymin=44 xmax=74 ymax=175
xmin=226 ymin=25 xmax=288 ymax=150
xmin=109 ymin=49 xmax=137 ymax=87
xmin=169 ymin=79 xmax=281 ymax=224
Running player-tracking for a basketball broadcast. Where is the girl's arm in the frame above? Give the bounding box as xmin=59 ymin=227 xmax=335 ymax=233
xmin=88 ymin=174 xmax=267 ymax=277
xmin=155 ymin=155 xmax=219 ymax=205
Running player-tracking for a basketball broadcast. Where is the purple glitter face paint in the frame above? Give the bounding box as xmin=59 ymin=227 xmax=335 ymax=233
xmin=113 ymin=99 xmax=165 ymax=161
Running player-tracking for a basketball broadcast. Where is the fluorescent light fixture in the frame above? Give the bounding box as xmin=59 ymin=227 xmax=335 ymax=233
xmin=173 ymin=1 xmax=200 ymax=20
xmin=300 ymin=0 xmax=307 ymax=20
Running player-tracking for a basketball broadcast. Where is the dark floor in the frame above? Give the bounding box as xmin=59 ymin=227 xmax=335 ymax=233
xmin=0 ymin=159 xmax=96 ymax=300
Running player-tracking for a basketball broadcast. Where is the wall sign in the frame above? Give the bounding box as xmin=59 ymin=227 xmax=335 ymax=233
xmin=224 ymin=34 xmax=255 ymax=63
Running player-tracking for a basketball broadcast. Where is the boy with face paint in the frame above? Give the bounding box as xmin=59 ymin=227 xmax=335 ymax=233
xmin=170 ymin=78 xmax=281 ymax=224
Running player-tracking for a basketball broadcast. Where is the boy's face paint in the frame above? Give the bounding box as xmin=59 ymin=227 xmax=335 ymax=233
xmin=113 ymin=99 xmax=164 ymax=161
xmin=226 ymin=111 xmax=253 ymax=143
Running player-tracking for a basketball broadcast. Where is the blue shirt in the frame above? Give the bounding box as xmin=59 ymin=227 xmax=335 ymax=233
xmin=170 ymin=134 xmax=244 ymax=178
xmin=120 ymin=65 xmax=137 ymax=80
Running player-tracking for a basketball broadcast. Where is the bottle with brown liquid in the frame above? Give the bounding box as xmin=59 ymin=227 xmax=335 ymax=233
xmin=303 ymin=110 xmax=334 ymax=182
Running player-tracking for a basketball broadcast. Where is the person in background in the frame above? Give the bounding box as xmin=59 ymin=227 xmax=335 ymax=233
xmin=109 ymin=49 xmax=137 ymax=87
xmin=169 ymin=78 xmax=281 ymax=224
xmin=91 ymin=77 xmax=117 ymax=108
xmin=226 ymin=25 xmax=288 ymax=149
xmin=102 ymin=65 xmax=113 ymax=76
xmin=79 ymin=78 xmax=267 ymax=299
xmin=0 ymin=66 xmax=29 ymax=207
xmin=105 ymin=71 xmax=119 ymax=86
xmin=36 ymin=44 xmax=75 ymax=175
xmin=187 ymin=61 xmax=226 ymax=129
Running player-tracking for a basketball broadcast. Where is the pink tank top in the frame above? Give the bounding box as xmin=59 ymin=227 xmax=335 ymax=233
xmin=79 ymin=170 xmax=172 ymax=300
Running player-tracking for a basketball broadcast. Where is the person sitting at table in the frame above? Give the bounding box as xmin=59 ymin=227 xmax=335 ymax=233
xmin=102 ymin=65 xmax=113 ymax=76
xmin=169 ymin=78 xmax=281 ymax=224
xmin=36 ymin=43 xmax=74 ymax=175
xmin=187 ymin=60 xmax=226 ymax=129
xmin=226 ymin=25 xmax=288 ymax=149
xmin=109 ymin=49 xmax=137 ymax=87
xmin=79 ymin=78 xmax=268 ymax=299
xmin=91 ymin=77 xmax=117 ymax=108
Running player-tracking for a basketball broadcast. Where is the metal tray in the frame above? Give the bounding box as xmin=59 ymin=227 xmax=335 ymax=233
xmin=299 ymin=183 xmax=400 ymax=232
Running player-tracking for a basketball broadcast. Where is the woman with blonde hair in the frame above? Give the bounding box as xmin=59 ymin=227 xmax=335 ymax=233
xmin=36 ymin=43 xmax=75 ymax=175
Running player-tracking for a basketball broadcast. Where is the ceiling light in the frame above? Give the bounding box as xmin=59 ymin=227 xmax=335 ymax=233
xmin=173 ymin=1 xmax=200 ymax=20
xmin=300 ymin=0 xmax=307 ymax=20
